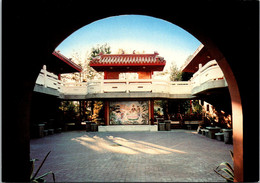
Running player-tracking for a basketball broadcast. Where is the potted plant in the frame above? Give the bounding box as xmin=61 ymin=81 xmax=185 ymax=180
xmin=214 ymin=150 xmax=234 ymax=182
xmin=30 ymin=151 xmax=55 ymax=183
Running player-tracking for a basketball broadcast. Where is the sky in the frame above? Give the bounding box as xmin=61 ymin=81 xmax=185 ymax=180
xmin=56 ymin=15 xmax=201 ymax=71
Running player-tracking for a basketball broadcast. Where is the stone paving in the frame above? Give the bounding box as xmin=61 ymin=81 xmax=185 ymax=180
xmin=30 ymin=130 xmax=233 ymax=182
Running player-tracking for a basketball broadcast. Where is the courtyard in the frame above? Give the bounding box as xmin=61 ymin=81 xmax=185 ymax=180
xmin=30 ymin=130 xmax=233 ymax=182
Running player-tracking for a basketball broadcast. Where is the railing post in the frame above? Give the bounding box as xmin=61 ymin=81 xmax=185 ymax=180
xmin=199 ymin=63 xmax=202 ymax=70
xmin=100 ymin=80 xmax=103 ymax=93
xmin=126 ymin=80 xmax=129 ymax=93
xmin=43 ymin=65 xmax=47 ymax=88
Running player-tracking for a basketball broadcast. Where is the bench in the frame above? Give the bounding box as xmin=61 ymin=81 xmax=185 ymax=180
xmin=184 ymin=121 xmax=202 ymax=130
xmin=184 ymin=121 xmax=201 ymax=125
xmin=170 ymin=121 xmax=182 ymax=129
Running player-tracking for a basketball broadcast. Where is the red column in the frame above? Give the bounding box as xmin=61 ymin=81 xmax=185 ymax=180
xmin=104 ymin=71 xmax=107 ymax=79
xmin=150 ymin=99 xmax=154 ymax=125
xmin=104 ymin=101 xmax=109 ymax=125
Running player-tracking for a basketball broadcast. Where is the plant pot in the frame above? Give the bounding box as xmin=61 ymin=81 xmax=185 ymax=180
xmin=158 ymin=122 xmax=165 ymax=131
xmin=91 ymin=123 xmax=98 ymax=132
xmin=34 ymin=124 xmax=45 ymax=138
xmin=164 ymin=120 xmax=171 ymax=131
xmin=205 ymin=129 xmax=209 ymax=137
xmin=85 ymin=121 xmax=91 ymax=132
xmin=43 ymin=130 xmax=48 ymax=136
xmin=223 ymin=129 xmax=233 ymax=144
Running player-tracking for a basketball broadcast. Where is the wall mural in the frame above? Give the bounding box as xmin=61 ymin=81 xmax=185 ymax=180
xmin=109 ymin=101 xmax=149 ymax=125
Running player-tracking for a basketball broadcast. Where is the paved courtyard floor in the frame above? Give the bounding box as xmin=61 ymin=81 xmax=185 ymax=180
xmin=30 ymin=130 xmax=233 ymax=182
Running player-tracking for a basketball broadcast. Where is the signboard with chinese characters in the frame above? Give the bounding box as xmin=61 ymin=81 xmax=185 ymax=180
xmin=109 ymin=101 xmax=149 ymax=125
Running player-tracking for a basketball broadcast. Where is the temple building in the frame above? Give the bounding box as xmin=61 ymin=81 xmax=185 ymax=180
xmin=89 ymin=51 xmax=166 ymax=127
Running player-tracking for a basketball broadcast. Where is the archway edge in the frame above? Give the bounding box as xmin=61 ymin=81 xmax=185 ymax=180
xmin=4 ymin=1 xmax=259 ymax=182
xmin=203 ymin=42 xmax=243 ymax=182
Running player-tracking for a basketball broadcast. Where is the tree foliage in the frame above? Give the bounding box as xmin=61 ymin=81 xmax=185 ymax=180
xmin=169 ymin=62 xmax=182 ymax=81
xmin=60 ymin=43 xmax=111 ymax=82
xmin=59 ymin=101 xmax=80 ymax=123
xmin=89 ymin=43 xmax=111 ymax=60
xmin=169 ymin=55 xmax=194 ymax=81
xmin=84 ymin=43 xmax=111 ymax=81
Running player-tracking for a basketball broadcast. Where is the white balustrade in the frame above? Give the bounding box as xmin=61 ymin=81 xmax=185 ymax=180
xmin=128 ymin=82 xmax=153 ymax=92
xmin=85 ymin=79 xmax=192 ymax=94
xmin=87 ymin=81 xmax=102 ymax=93
xmin=170 ymin=81 xmax=192 ymax=94
xmin=190 ymin=60 xmax=226 ymax=87
xmin=152 ymin=80 xmax=170 ymax=93
xmin=63 ymin=82 xmax=88 ymax=95
xmin=35 ymin=73 xmax=45 ymax=85
xmin=103 ymin=81 xmax=127 ymax=93
xmin=35 ymin=68 xmax=60 ymax=90
xmin=35 ymin=61 xmax=227 ymax=97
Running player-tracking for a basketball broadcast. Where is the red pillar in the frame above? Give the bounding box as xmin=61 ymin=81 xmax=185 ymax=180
xmin=104 ymin=71 xmax=107 ymax=79
xmin=150 ymin=99 xmax=154 ymax=125
xmin=104 ymin=101 xmax=109 ymax=125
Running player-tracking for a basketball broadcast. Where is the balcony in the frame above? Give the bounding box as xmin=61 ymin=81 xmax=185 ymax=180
xmin=190 ymin=60 xmax=228 ymax=95
xmin=60 ymin=79 xmax=193 ymax=100
xmin=34 ymin=60 xmax=227 ymax=100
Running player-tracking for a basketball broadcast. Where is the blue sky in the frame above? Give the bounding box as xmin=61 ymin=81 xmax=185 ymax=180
xmin=56 ymin=15 xmax=201 ymax=70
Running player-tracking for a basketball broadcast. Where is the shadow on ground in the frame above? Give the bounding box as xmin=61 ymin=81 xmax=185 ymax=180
xmin=30 ymin=130 xmax=233 ymax=182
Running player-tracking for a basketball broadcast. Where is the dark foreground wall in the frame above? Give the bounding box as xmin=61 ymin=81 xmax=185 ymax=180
xmin=2 ymin=1 xmax=259 ymax=182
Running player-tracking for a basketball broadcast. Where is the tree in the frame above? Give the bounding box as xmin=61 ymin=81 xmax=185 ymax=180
xmin=89 ymin=43 xmax=111 ymax=60
xmin=59 ymin=44 xmax=111 ymax=123
xmin=83 ymin=43 xmax=111 ymax=81
xmin=169 ymin=62 xmax=182 ymax=81
xmin=59 ymin=101 xmax=80 ymax=123
xmin=60 ymin=43 xmax=112 ymax=82
xmin=169 ymin=55 xmax=194 ymax=81
xmin=179 ymin=54 xmax=193 ymax=81
xmin=59 ymin=50 xmax=83 ymax=82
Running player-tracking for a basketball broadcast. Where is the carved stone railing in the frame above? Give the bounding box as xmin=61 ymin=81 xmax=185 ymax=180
xmin=35 ymin=61 xmax=227 ymax=98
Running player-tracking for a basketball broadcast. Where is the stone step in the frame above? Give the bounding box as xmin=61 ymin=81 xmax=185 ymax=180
xmin=98 ymin=125 xmax=158 ymax=132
